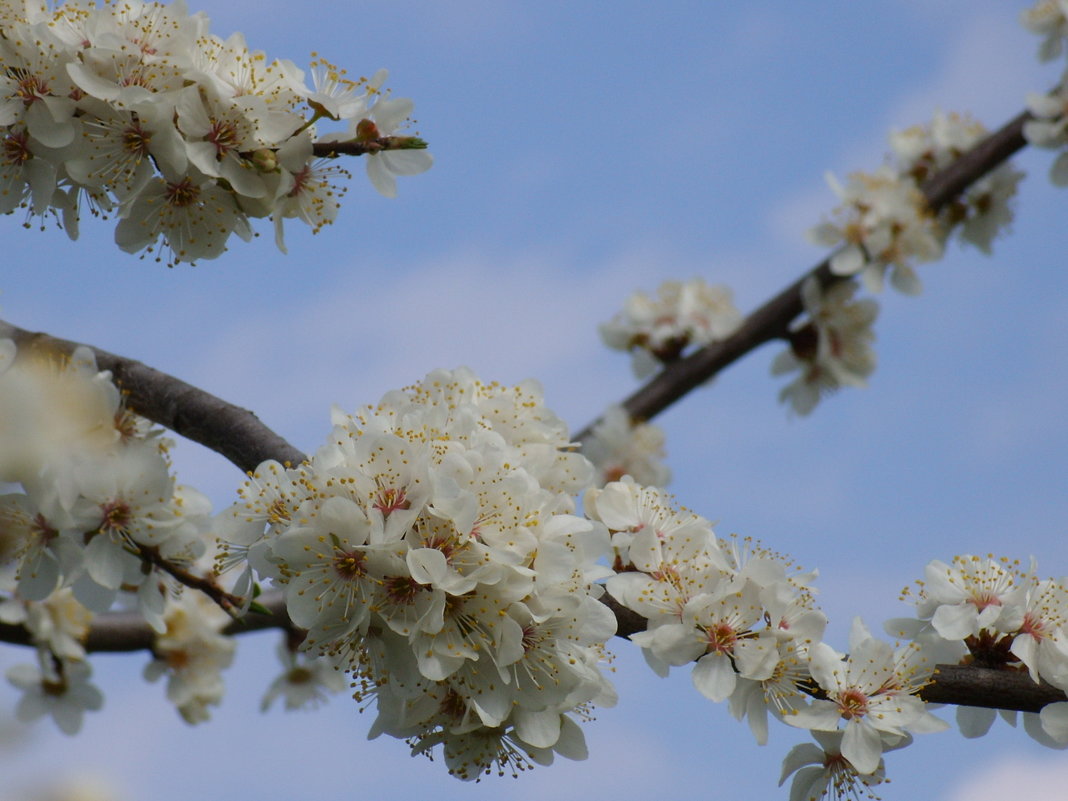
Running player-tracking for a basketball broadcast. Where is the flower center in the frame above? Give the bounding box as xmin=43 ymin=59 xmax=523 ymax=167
xmin=164 ymin=178 xmax=200 ymax=208
xmin=383 ymin=574 xmax=421 ymax=605
xmin=12 ymin=68 xmax=48 ymax=105
xmin=208 ymin=118 xmax=240 ymax=157
xmin=286 ymin=666 xmax=313 ymax=685
xmin=837 ymin=687 xmax=870 ymax=720
xmin=100 ymin=500 xmax=132 ymax=534
xmin=122 ymin=121 xmax=152 ymax=158
xmin=373 ymin=487 xmax=410 ymax=517
xmin=705 ymin=622 xmax=737 ymax=654
xmin=2 ymin=130 xmax=31 ymax=166
xmin=332 ymin=549 xmax=366 ymax=581
xmin=1020 ymin=611 xmax=1048 ymax=640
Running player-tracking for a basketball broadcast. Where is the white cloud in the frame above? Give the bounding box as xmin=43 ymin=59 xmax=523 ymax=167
xmin=885 ymin=12 xmax=1050 ymax=129
xmin=945 ymin=753 xmax=1068 ymax=801
xmin=186 ymin=241 xmax=773 ymax=441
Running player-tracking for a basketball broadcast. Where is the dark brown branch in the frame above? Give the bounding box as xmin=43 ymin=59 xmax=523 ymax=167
xmin=920 ymin=664 xmax=1066 ymax=712
xmin=0 ymin=594 xmax=293 ymax=652
xmin=7 ymin=587 xmax=1063 ymax=714
xmin=574 ymin=109 xmax=1032 ymax=439
xmin=0 ymin=320 xmax=305 ymax=473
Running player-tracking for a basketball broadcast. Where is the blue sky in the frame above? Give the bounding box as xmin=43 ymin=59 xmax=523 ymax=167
xmin=3 ymin=1 xmax=1068 ymax=799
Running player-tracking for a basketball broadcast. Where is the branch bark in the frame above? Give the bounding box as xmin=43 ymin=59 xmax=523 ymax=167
xmin=0 ymin=320 xmax=305 ymax=473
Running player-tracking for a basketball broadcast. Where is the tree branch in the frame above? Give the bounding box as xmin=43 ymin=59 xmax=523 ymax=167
xmin=0 ymin=109 xmax=1054 ymax=717
xmin=0 ymin=320 xmax=305 ymax=473
xmin=920 ymin=664 xmax=1065 ymax=713
xmin=7 ymin=588 xmax=1057 ymax=715
xmin=574 ymin=109 xmax=1031 ymax=439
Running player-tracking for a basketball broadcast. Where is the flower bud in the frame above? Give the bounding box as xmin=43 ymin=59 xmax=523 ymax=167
xmin=251 ymin=148 xmax=279 ymax=173
xmin=355 ymin=119 xmax=380 ymax=143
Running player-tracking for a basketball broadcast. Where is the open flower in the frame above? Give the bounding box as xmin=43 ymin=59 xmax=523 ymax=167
xmin=779 ymin=729 xmax=904 ymax=801
xmin=771 ymin=278 xmax=877 ymax=416
xmin=788 ymin=619 xmax=946 ymax=774
xmin=7 ymin=656 xmax=103 ymax=735
xmin=338 ymin=92 xmax=433 ymax=198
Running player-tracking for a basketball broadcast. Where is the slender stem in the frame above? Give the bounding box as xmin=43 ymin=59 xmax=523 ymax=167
xmin=138 ymin=545 xmax=243 ymax=616
xmin=311 ymin=135 xmax=427 ymax=158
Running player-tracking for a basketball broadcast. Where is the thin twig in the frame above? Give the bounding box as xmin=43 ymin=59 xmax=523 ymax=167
xmin=311 ymin=136 xmax=427 ymax=158
xmin=138 ymin=545 xmax=244 ymax=616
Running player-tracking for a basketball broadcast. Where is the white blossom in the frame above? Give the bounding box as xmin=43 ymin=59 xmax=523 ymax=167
xmin=810 ymin=167 xmax=942 ymax=295
xmin=1021 ymin=1 xmax=1068 ymax=61
xmin=779 ymin=729 xmax=903 ymax=801
xmin=219 ymin=367 xmax=615 ymax=777
xmin=7 ymin=655 xmax=103 ymax=735
xmin=0 ymin=1 xmax=429 ymax=262
xmin=260 ymin=641 xmax=346 ymax=712
xmin=143 ymin=593 xmax=236 ymax=724
xmin=890 ymin=111 xmax=1022 ymax=253
xmin=600 ymin=277 xmax=742 ymax=378
xmin=788 ymin=619 xmax=947 ymax=775
xmin=771 ymin=278 xmax=877 ymax=416
xmin=352 ymin=94 xmax=433 ymax=198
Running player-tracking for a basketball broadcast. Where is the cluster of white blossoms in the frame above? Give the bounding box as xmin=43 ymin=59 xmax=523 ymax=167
xmin=769 ymin=110 xmax=1022 ymax=416
xmin=1022 ymin=0 xmax=1068 ymax=183
xmin=0 ymin=340 xmax=213 ymax=626
xmin=889 ymin=112 xmax=1025 ymax=256
xmin=588 ymin=477 xmax=954 ymax=798
xmin=600 ymin=277 xmax=743 ymax=379
xmin=142 ymin=592 xmax=236 ymax=723
xmin=0 ymin=0 xmax=431 ymax=265
xmin=810 ymin=167 xmax=942 ymax=297
xmin=1022 ymin=0 xmax=1068 ymax=62
xmin=811 ymin=111 xmax=1022 ymax=296
xmin=3 ymin=341 xmax=1066 ymax=798
xmin=888 ymin=555 xmax=1068 ymax=747
xmin=0 ymin=337 xmax=239 ymax=727
xmin=216 ymin=368 xmax=618 ymax=780
xmin=600 ymin=110 xmax=1021 ymax=420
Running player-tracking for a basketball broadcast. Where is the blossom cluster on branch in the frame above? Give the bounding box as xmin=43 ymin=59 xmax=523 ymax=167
xmin=0 ymin=0 xmax=431 ymax=265
xmin=599 ymin=277 xmax=743 ymax=379
xmin=601 ymin=109 xmax=1024 ymax=418
xmin=0 ymin=338 xmax=241 ymax=724
xmin=5 ymin=336 xmax=1068 ymax=794
xmin=4 ymin=2 xmax=1068 ymax=800
xmin=212 ymin=368 xmax=619 ymax=778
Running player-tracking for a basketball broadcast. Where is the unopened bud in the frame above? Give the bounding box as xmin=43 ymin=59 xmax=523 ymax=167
xmin=355 ymin=119 xmax=380 ymax=143
xmin=251 ymin=148 xmax=279 ymax=173
xmin=390 ymin=136 xmax=428 ymax=150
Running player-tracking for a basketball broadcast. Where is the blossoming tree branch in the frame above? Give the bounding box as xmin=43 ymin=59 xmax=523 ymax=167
xmin=3 ymin=1 xmax=1068 ymax=798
